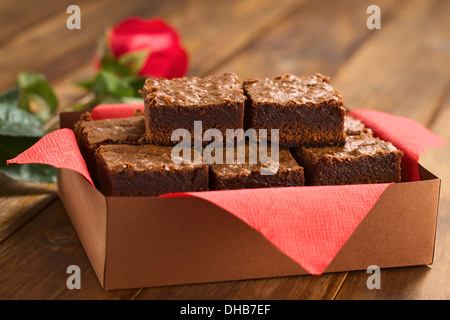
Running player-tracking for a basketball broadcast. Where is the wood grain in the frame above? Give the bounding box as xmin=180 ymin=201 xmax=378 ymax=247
xmin=0 ymin=174 xmax=56 ymax=244
xmin=0 ymin=199 xmax=139 ymax=299
xmin=0 ymin=0 xmax=63 ymax=45
xmin=331 ymin=0 xmax=450 ymax=125
xmin=137 ymin=271 xmax=346 ymax=300
xmin=215 ymin=0 xmax=405 ymax=80
xmin=169 ymin=0 xmax=308 ymax=77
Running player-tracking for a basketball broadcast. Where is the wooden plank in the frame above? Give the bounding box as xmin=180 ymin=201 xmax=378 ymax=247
xmin=214 ymin=0 xmax=404 ymax=81
xmin=0 ymin=0 xmax=63 ymax=44
xmin=166 ymin=0 xmax=308 ymax=77
xmin=0 ymin=174 xmax=57 ymax=244
xmin=136 ymin=272 xmax=346 ymax=300
xmin=0 ymin=199 xmax=139 ymax=299
xmin=331 ymin=0 xmax=450 ymax=125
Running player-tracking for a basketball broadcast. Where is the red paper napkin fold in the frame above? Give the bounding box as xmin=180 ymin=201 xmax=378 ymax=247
xmin=6 ymin=128 xmax=93 ymax=186
xmin=5 ymin=105 xmax=445 ymax=275
xmin=162 ymin=184 xmax=389 ymax=275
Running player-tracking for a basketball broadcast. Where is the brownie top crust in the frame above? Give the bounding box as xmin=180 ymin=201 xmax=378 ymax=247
xmin=95 ymin=144 xmax=203 ymax=172
xmin=210 ymin=147 xmax=301 ymax=175
xmin=243 ymin=73 xmax=342 ymax=105
xmin=74 ymin=112 xmax=145 ymax=148
xmin=303 ymin=134 xmax=403 ymax=159
xmin=141 ymin=73 xmax=246 ymax=107
xmin=344 ymin=115 xmax=373 ymax=136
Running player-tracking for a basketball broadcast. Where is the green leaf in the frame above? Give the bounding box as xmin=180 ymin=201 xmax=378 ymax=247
xmin=26 ymin=93 xmax=52 ymax=124
xmin=78 ymin=70 xmax=135 ymax=99
xmin=0 ymin=135 xmax=57 ymax=183
xmin=0 ymin=73 xmax=59 ymax=183
xmin=125 ymin=76 xmax=147 ymax=96
xmin=0 ymin=91 xmax=45 ymax=137
xmin=0 ymin=163 xmax=57 ymax=183
xmin=17 ymin=88 xmax=31 ymax=112
xmin=17 ymin=72 xmax=58 ymax=112
xmin=117 ymin=49 xmax=150 ymax=75
xmin=95 ymin=70 xmax=126 ymax=96
xmin=14 ymin=72 xmax=59 ymax=124
xmin=100 ymin=57 xmax=132 ymax=77
xmin=0 ymin=87 xmax=21 ymax=105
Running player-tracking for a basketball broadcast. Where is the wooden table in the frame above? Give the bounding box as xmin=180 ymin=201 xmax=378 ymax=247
xmin=1 ymin=0 xmax=449 ymax=300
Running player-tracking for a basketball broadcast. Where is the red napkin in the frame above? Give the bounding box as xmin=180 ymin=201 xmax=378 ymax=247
xmin=6 ymin=128 xmax=93 ymax=186
xmin=91 ymin=102 xmax=144 ymax=120
xmin=162 ymin=184 xmax=389 ymax=275
xmin=349 ymin=109 xmax=446 ymax=181
xmin=5 ymin=105 xmax=445 ymax=275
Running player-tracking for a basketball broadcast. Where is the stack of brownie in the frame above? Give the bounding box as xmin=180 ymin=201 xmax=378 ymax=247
xmin=74 ymin=73 xmax=403 ymax=197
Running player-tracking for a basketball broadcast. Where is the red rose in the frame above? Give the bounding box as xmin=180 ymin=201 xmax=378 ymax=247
xmin=97 ymin=17 xmax=188 ymax=79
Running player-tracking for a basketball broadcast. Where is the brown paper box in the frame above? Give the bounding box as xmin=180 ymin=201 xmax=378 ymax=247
xmin=58 ymin=111 xmax=441 ymax=291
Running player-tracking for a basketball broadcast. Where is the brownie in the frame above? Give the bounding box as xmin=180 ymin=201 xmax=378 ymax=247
xmin=344 ymin=115 xmax=373 ymax=136
xmin=209 ymin=145 xmax=304 ymax=190
xmin=243 ymin=73 xmax=346 ymax=148
xmin=292 ymin=134 xmax=403 ymax=186
xmin=95 ymin=144 xmax=209 ymax=197
xmin=74 ymin=112 xmax=146 ymax=180
xmin=141 ymin=73 xmax=246 ymax=146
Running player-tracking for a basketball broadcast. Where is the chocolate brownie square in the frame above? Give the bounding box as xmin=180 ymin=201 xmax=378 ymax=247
xmin=243 ymin=73 xmax=346 ymax=147
xmin=344 ymin=115 xmax=373 ymax=136
xmin=141 ymin=73 xmax=246 ymax=146
xmin=292 ymin=134 xmax=403 ymax=186
xmin=209 ymin=145 xmax=304 ymax=190
xmin=95 ymin=144 xmax=209 ymax=197
xmin=74 ymin=112 xmax=146 ymax=180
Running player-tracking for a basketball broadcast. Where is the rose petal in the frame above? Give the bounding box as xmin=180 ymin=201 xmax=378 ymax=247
xmin=108 ymin=17 xmax=188 ymax=79
xmin=140 ymin=46 xmax=188 ymax=79
xmin=110 ymin=17 xmax=182 ymax=57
